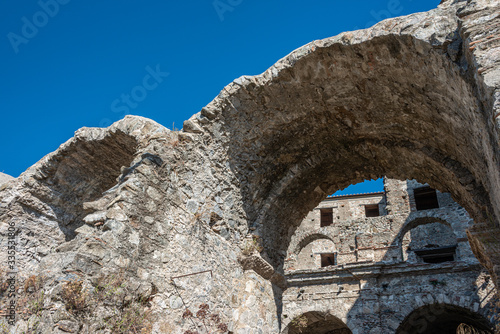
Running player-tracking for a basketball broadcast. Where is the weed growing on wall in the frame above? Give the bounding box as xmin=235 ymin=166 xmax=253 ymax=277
xmin=60 ymin=272 xmax=153 ymax=333
xmin=241 ymin=236 xmax=263 ymax=255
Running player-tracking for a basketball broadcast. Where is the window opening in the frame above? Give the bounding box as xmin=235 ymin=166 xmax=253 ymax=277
xmin=365 ymin=204 xmax=380 ymax=217
xmin=320 ymin=208 xmax=333 ymax=227
xmin=414 ymin=187 xmax=439 ymax=210
xmin=413 ymin=245 xmax=456 ymax=263
xmin=320 ymin=253 xmax=337 ymax=267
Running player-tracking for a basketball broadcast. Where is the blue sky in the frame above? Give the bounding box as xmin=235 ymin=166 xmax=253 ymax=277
xmin=1 ymin=0 xmax=438 ymax=194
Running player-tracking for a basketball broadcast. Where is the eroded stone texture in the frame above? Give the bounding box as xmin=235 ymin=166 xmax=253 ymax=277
xmin=0 ymin=172 xmax=13 ymax=188
xmin=0 ymin=0 xmax=499 ymax=333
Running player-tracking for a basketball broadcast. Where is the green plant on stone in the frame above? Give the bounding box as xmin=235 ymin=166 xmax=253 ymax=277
xmin=103 ymin=301 xmax=152 ymax=334
xmin=21 ymin=318 xmax=40 ymax=334
xmin=27 ymin=290 xmax=45 ymax=316
xmin=14 ymin=274 xmax=46 ymax=322
xmin=60 ymin=273 xmax=153 ymax=333
xmin=241 ymin=236 xmax=263 ymax=255
xmin=93 ymin=272 xmax=127 ymax=304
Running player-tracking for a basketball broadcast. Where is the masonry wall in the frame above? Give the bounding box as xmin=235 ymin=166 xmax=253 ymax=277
xmin=283 ymin=178 xmax=499 ymax=333
xmin=283 ymin=266 xmax=497 ymax=334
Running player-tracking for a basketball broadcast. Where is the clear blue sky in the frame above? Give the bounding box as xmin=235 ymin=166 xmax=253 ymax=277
xmin=1 ymin=0 xmax=438 ymax=194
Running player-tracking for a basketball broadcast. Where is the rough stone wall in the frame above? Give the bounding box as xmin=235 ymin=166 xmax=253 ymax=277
xmin=286 ymin=179 xmax=478 ymax=271
xmin=0 ymin=117 xmax=279 ymax=333
xmin=324 ymin=193 xmax=386 ymax=221
xmin=284 ymin=268 xmax=497 ymax=334
xmin=296 ymin=239 xmax=336 ymax=270
xmin=447 ymin=0 xmax=500 ymax=288
xmin=401 ymin=222 xmax=457 ymax=262
xmin=0 ymin=0 xmax=499 ymax=333
xmin=0 ymin=173 xmax=13 ymax=188
xmin=283 ymin=179 xmax=498 ymax=333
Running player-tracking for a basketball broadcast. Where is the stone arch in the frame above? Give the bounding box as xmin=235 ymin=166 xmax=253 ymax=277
xmin=1 ymin=2 xmax=499 ymax=332
xmin=396 ymin=217 xmax=454 ymax=246
xmin=285 ymin=232 xmax=337 ymax=271
xmin=294 ymin=237 xmax=337 ymax=270
xmin=293 ymin=233 xmax=335 ymax=255
xmin=180 ymin=2 xmax=500 ymax=285
xmin=192 ymin=31 xmax=500 ymax=279
xmin=22 ymin=130 xmax=137 ymax=238
xmin=0 ymin=116 xmax=173 ymax=277
xmin=282 ymin=311 xmax=352 ymax=334
xmin=395 ymin=303 xmax=494 ymax=334
xmin=400 ymin=218 xmax=457 ymax=263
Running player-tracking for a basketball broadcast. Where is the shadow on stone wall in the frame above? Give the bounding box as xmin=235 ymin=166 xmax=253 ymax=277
xmin=21 ymin=129 xmax=139 ymax=241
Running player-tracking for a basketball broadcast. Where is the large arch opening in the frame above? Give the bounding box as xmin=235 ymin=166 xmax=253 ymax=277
xmin=216 ymin=33 xmax=500 ymax=281
xmin=283 ymin=311 xmax=352 ymax=334
xmin=396 ymin=304 xmax=494 ymax=334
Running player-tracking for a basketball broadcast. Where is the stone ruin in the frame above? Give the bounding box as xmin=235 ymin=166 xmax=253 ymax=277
xmin=283 ymin=178 xmax=498 ymax=333
xmin=0 ymin=0 xmax=499 ymax=333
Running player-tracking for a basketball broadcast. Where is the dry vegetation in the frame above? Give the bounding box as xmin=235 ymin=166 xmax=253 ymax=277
xmin=60 ymin=271 xmax=153 ymax=334
xmin=182 ymin=303 xmax=229 ymax=334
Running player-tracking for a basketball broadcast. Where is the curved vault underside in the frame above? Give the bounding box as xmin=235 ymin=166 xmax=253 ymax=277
xmin=202 ymin=34 xmax=498 ymax=266
xmin=3 ymin=0 xmax=496 ymax=280
xmin=179 ymin=0 xmax=500 ymax=273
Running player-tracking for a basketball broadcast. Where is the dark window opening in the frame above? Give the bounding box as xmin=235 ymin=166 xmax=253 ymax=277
xmin=414 ymin=245 xmax=457 ymax=264
xmin=365 ymin=204 xmax=380 ymax=217
xmin=320 ymin=208 xmax=333 ymax=227
xmin=414 ymin=187 xmax=439 ymax=210
xmin=321 ymin=253 xmax=337 ymax=267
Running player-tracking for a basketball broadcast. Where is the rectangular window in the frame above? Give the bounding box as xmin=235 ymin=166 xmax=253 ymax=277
xmin=320 ymin=208 xmax=333 ymax=227
xmin=414 ymin=246 xmax=456 ymax=264
xmin=364 ymin=204 xmax=380 ymax=217
xmin=321 ymin=253 xmax=337 ymax=267
xmin=414 ymin=187 xmax=439 ymax=210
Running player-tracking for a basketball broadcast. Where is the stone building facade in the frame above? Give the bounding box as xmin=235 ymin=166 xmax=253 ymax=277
xmin=282 ymin=179 xmax=499 ymax=333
